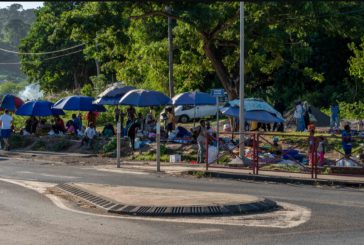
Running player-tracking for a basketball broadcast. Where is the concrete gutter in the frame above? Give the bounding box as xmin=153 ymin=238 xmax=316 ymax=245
xmin=55 ymin=183 xmax=279 ymax=217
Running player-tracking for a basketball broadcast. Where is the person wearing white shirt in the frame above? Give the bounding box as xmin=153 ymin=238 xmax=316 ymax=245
xmin=0 ymin=110 xmax=13 ymax=150
xmin=293 ymin=101 xmax=304 ymax=132
xmin=81 ymin=122 xmax=96 ymax=148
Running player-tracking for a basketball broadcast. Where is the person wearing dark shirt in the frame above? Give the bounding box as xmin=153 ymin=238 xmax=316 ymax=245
xmin=54 ymin=115 xmax=66 ymax=133
xmin=127 ymin=120 xmax=141 ymax=151
xmin=342 ymin=125 xmax=352 ymax=158
xmin=72 ymin=114 xmax=81 ymax=132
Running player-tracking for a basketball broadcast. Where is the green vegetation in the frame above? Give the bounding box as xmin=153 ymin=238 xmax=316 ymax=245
xmin=11 ymin=2 xmax=364 ymax=113
xmin=0 ymin=4 xmax=35 ymax=84
xmin=260 ymin=164 xmax=302 ymax=173
xmin=321 ymin=101 xmax=364 ymax=120
xmin=132 ymin=151 xmax=170 ymax=162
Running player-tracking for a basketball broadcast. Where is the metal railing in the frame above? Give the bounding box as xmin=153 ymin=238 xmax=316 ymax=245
xmin=205 ymin=131 xmax=364 ymax=179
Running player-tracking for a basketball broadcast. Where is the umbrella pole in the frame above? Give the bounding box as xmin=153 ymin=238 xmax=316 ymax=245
xmin=116 ymin=121 xmax=121 ymax=168
xmin=156 ymin=118 xmax=161 ymax=172
xmin=193 ymin=104 xmax=196 ymax=128
xmin=215 ymin=97 xmax=220 ymax=163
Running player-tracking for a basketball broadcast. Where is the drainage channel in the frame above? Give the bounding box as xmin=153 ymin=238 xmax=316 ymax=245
xmin=56 ymin=183 xmax=279 ymax=217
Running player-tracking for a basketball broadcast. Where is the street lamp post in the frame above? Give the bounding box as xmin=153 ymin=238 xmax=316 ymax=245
xmin=239 ymin=2 xmax=245 ymax=160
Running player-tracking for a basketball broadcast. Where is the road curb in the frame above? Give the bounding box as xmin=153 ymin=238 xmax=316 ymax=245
xmin=55 ymin=183 xmax=279 ymax=217
xmin=186 ymin=170 xmax=364 ymax=188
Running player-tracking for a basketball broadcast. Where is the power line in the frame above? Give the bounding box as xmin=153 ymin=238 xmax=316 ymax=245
xmin=0 ymin=43 xmax=85 ymax=55
xmin=0 ymin=49 xmax=84 ymax=65
xmin=42 ymin=49 xmax=83 ymax=60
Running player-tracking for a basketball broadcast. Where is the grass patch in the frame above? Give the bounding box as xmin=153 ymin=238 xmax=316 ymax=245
xmin=9 ymin=135 xmax=33 ymax=148
xmin=260 ymin=163 xmax=302 ymax=173
xmin=132 ymin=151 xmax=170 ymax=162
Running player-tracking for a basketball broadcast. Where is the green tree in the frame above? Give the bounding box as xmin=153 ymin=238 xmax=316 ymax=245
xmin=19 ymin=2 xmax=96 ymax=93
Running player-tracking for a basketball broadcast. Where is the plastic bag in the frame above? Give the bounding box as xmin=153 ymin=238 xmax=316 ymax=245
xmin=208 ymin=145 xmax=218 ymax=164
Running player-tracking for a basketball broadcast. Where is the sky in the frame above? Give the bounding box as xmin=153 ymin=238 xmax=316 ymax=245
xmin=0 ymin=1 xmax=43 ymax=10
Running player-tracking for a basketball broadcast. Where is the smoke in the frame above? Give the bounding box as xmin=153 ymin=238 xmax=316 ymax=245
xmin=18 ymin=84 xmax=44 ymax=101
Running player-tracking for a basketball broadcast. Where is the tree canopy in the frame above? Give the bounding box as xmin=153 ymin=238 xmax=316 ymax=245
xmin=17 ymin=2 xmax=364 ymax=110
xmin=0 ymin=3 xmax=35 ymax=83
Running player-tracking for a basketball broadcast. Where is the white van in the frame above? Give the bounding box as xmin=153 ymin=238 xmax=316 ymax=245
xmin=162 ymin=105 xmax=219 ymax=123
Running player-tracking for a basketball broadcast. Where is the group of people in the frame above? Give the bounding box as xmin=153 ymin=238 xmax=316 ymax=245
xmin=293 ymin=101 xmax=312 ymax=132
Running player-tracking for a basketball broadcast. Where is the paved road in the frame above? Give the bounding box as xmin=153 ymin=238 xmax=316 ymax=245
xmin=0 ymin=158 xmax=364 ymax=244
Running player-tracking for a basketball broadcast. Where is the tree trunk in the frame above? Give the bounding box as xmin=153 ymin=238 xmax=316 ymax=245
xmin=203 ymin=40 xmax=238 ymax=100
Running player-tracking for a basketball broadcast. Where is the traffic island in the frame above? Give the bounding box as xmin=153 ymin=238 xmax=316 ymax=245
xmin=55 ymin=183 xmax=279 ymax=216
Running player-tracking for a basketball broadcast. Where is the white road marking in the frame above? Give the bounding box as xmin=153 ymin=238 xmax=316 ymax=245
xmin=0 ymin=178 xmax=311 ymax=228
xmin=94 ymin=168 xmax=149 ymax=175
xmin=16 ymin=171 xmax=80 ymax=179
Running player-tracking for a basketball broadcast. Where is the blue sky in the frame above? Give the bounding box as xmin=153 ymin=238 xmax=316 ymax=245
xmin=0 ymin=2 xmax=43 ymax=10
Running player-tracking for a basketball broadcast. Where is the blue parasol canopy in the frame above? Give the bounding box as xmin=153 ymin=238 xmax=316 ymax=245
xmin=172 ymin=91 xmax=216 ymax=106
xmin=16 ymin=100 xmax=65 ymax=117
xmin=119 ymin=89 xmax=171 ymax=107
xmin=52 ymin=95 xmax=106 ymax=112
xmin=220 ymin=106 xmax=284 ymax=123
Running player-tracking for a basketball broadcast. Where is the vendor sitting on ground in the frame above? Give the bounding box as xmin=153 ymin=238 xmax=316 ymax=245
xmin=72 ymin=114 xmax=81 ymax=133
xmin=66 ymin=120 xmax=76 ymax=135
xmin=36 ymin=119 xmax=51 ymax=135
xmin=145 ymin=109 xmax=156 ymax=132
xmin=81 ymin=122 xmax=97 ymax=148
xmin=271 ymin=137 xmax=282 ymax=155
xmin=24 ymin=116 xmax=38 ymax=135
xmin=102 ymin=123 xmax=115 ymax=138
xmin=53 ymin=115 xmax=66 ymax=134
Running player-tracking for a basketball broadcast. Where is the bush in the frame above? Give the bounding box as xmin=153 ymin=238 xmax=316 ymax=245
xmin=103 ymin=137 xmax=117 ymax=153
xmin=321 ymin=101 xmax=364 ymax=120
xmin=50 ymin=139 xmax=71 ymax=151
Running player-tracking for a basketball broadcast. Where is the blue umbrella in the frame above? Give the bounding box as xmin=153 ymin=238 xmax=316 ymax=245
xmin=220 ymin=106 xmax=284 ymax=123
xmin=16 ymin=100 xmax=65 ymax=117
xmin=0 ymin=94 xmax=24 ymax=111
xmin=94 ymin=85 xmax=136 ymax=105
xmin=52 ymin=95 xmax=106 ymax=112
xmin=172 ymin=91 xmax=216 ymax=106
xmin=119 ymin=89 xmax=171 ymax=107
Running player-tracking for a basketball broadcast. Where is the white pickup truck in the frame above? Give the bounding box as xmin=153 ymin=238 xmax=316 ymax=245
xmin=162 ymin=105 xmax=219 ymax=123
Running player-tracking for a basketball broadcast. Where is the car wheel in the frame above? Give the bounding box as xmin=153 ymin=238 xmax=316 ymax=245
xmin=179 ymin=115 xmax=189 ymax=123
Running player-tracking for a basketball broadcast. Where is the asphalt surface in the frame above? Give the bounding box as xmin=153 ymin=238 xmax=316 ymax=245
xmin=0 ymin=157 xmax=364 ymax=244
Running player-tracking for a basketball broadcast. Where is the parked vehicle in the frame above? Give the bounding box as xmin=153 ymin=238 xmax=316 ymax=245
xmin=161 ymin=105 xmax=220 ymax=123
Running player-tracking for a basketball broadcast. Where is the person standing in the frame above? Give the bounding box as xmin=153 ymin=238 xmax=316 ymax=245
xmin=126 ymin=106 xmax=136 ymax=127
xmin=193 ymin=120 xmax=207 ymax=163
xmin=331 ymin=102 xmax=340 ymax=130
xmin=308 ymin=124 xmax=317 ymax=166
xmin=127 ymin=120 xmax=141 ymax=151
xmin=86 ymin=111 xmax=98 ymax=128
xmin=293 ymin=101 xmax=304 ymax=132
xmin=0 ymin=110 xmax=13 ymax=150
xmin=303 ymin=101 xmax=311 ymax=130
xmin=81 ymin=122 xmax=97 ymax=148
xmin=317 ymin=136 xmax=326 ymax=166
xmin=342 ymin=125 xmax=352 ymax=159
xmin=166 ymin=107 xmax=176 ymax=136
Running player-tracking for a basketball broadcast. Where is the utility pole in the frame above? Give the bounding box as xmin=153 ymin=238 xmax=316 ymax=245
xmin=166 ymin=6 xmax=174 ymax=98
xmin=239 ymin=2 xmax=245 ymax=160
xmin=95 ymin=39 xmax=100 ymax=77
